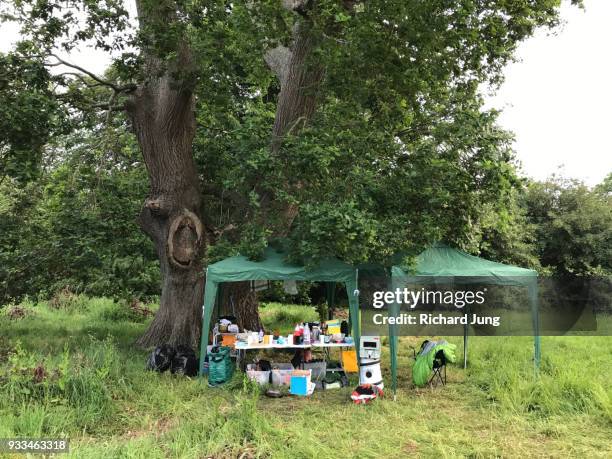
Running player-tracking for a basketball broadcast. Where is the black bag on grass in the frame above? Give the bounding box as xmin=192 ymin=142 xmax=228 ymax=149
xmin=147 ymin=344 xmax=176 ymax=372
xmin=170 ymin=345 xmax=198 ymax=377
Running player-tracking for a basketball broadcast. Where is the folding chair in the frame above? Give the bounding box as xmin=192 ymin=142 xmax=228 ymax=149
xmin=428 ymin=349 xmax=447 ymax=386
xmin=411 ymin=340 xmax=448 ymax=387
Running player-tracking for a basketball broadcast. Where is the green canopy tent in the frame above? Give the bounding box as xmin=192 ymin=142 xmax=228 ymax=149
xmin=198 ymin=247 xmax=361 ymax=376
xmin=388 ymin=243 xmax=540 ymax=397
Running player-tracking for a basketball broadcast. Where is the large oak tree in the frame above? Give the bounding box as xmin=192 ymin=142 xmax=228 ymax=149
xmin=1 ymin=0 xmax=576 ymax=347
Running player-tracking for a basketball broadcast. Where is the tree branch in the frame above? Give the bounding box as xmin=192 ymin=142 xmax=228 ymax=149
xmin=104 ymin=91 xmax=118 ymax=125
xmin=90 ymin=102 xmax=126 ymax=111
xmin=56 ymin=72 xmax=107 ymax=89
xmin=47 ymin=54 xmax=136 ymax=93
xmin=264 ymin=45 xmax=292 ymax=86
xmin=395 ymin=122 xmax=431 ymax=139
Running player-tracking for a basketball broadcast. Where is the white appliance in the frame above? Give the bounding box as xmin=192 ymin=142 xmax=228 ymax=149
xmin=359 ymin=336 xmax=383 ymax=389
xmin=359 ymin=358 xmax=383 ymax=389
xmin=360 ymin=335 xmax=381 ymax=359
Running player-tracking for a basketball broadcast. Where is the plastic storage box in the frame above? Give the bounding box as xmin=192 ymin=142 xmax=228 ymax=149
xmin=246 ymin=364 xmax=270 ymax=385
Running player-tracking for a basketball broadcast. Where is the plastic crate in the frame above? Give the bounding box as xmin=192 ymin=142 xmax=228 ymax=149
xmin=303 ymin=360 xmax=327 ymax=384
xmin=271 ymin=369 xmax=293 ymax=386
xmin=245 ymin=364 xmax=271 ymax=385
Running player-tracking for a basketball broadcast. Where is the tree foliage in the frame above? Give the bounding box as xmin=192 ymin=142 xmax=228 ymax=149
xmin=524 ymin=176 xmax=612 ymax=275
xmin=2 ymin=0 xmax=602 ymax=319
xmin=186 ymin=0 xmax=577 ymax=265
xmin=0 ymin=127 xmax=158 ymax=303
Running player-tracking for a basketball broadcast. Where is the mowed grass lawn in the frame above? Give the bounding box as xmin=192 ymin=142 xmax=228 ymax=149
xmin=0 ymin=297 xmax=611 ymax=458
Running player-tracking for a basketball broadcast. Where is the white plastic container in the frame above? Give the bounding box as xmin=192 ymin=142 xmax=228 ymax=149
xmin=271 ymin=369 xmax=293 ymax=386
xmin=246 ymin=369 xmax=270 ymax=385
xmin=246 ymin=364 xmax=271 ymax=385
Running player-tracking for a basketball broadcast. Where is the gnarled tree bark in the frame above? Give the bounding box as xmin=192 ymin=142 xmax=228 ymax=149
xmin=131 ymin=0 xmax=205 ymax=349
xmin=130 ymin=76 xmax=205 ymax=348
xmin=134 ymin=0 xmax=348 ymax=343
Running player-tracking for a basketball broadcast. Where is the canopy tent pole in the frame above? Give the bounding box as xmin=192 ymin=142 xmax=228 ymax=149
xmin=529 ymin=279 xmax=541 ymax=373
xmin=325 ymin=282 xmax=336 ymax=320
xmin=389 ymin=333 xmax=398 ymax=400
xmin=463 ymin=303 xmax=469 ymax=369
xmin=463 ymin=329 xmax=468 ymax=369
xmin=388 ymin=273 xmax=400 ymax=400
xmin=346 ymin=270 xmax=361 ymax=361
xmin=199 ymin=275 xmax=219 ymax=376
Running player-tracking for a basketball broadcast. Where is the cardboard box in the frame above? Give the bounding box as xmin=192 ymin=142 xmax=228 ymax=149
xmin=290 ymin=370 xmax=313 ymax=396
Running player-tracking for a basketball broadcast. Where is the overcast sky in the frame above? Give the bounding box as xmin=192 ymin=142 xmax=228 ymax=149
xmin=1 ymin=0 xmax=610 ymax=186
xmin=484 ymin=0 xmax=612 ymax=186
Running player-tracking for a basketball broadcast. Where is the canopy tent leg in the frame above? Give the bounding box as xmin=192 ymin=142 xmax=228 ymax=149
xmin=463 ymin=304 xmax=469 ymax=369
xmin=389 ymin=318 xmax=399 ymax=398
xmin=389 ymin=274 xmax=401 ymax=399
xmin=529 ymin=280 xmax=541 ymax=374
xmin=463 ymin=323 xmax=468 ymax=369
xmin=346 ymin=275 xmax=360 ymax=362
xmin=325 ymin=282 xmax=336 ymax=320
xmin=199 ymin=277 xmax=219 ymax=376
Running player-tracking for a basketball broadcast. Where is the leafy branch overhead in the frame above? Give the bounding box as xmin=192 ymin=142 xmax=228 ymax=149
xmin=0 ymin=0 xmax=587 ymax=344
xmin=2 ymin=0 xmax=581 ymax=247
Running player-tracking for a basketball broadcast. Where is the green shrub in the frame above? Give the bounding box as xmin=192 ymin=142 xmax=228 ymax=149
xmin=1 ymin=305 xmax=35 ymax=320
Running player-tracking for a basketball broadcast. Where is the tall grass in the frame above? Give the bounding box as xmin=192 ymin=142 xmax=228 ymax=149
xmin=0 ymin=296 xmax=610 ymax=458
xmin=0 ymin=337 xmax=127 ymax=436
xmin=260 ymin=302 xmax=318 ymax=334
xmin=462 ymin=336 xmax=611 ymax=419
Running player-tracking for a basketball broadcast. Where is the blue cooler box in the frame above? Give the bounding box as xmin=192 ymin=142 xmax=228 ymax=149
xmin=290 ymin=370 xmax=311 ymax=396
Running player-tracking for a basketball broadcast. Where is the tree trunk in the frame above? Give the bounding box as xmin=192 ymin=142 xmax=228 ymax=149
xmin=130 ymin=74 xmax=205 ymax=349
xmin=269 ymin=22 xmax=324 ymax=149
xmin=260 ymin=17 xmax=324 ymax=223
xmin=219 ymin=281 xmax=263 ymax=332
xmin=224 ymin=5 xmax=325 ymax=331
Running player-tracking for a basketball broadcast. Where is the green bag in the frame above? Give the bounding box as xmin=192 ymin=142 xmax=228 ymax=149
xmin=412 ymin=340 xmax=457 ymax=387
xmin=207 ymin=346 xmax=234 ymax=386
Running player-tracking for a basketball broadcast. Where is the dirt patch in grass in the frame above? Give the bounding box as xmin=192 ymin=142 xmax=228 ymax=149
xmin=123 ymin=417 xmax=176 ymax=440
